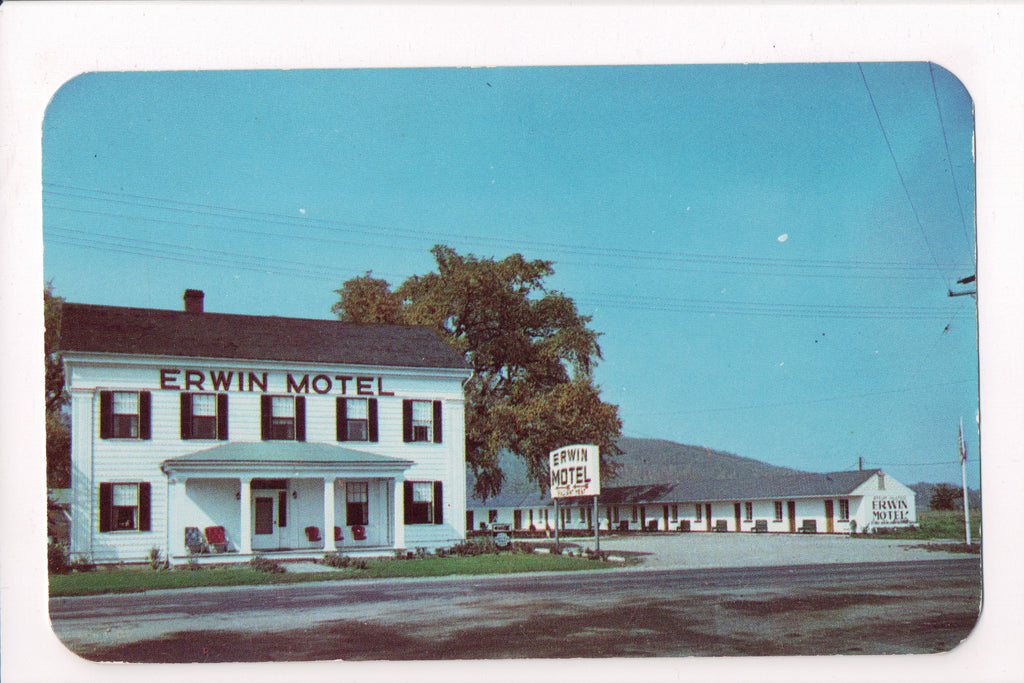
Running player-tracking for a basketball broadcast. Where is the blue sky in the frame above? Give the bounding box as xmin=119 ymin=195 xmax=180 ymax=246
xmin=42 ymin=63 xmax=979 ymax=488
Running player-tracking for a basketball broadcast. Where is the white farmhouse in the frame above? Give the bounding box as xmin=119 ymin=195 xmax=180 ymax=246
xmin=60 ymin=289 xmax=472 ymax=565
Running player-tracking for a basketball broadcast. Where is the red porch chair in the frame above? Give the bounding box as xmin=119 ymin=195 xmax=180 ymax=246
xmin=304 ymin=526 xmax=322 ymax=543
xmin=203 ymin=526 xmax=229 ymax=553
xmin=334 ymin=526 xmax=343 ymax=542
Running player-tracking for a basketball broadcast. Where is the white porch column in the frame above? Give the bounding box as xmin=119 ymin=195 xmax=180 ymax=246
xmin=239 ymin=477 xmax=252 ymax=554
xmin=324 ymin=476 xmax=337 ymax=553
xmin=166 ymin=476 xmax=187 ymax=558
xmin=393 ymin=477 xmax=405 ymax=550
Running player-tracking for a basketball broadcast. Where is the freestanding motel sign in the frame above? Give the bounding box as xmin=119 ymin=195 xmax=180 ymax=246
xmin=549 ymin=444 xmax=601 ymax=552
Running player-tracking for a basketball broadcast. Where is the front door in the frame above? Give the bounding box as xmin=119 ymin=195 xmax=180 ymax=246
xmin=734 ymin=503 xmax=742 ymax=532
xmin=252 ymin=495 xmax=280 ymax=550
xmin=825 ymin=500 xmax=835 ymax=533
xmin=705 ymin=504 xmax=712 ymax=531
xmin=787 ymin=500 xmax=797 ymax=533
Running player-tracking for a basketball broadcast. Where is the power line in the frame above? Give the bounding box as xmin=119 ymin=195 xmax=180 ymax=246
xmin=928 ymin=62 xmax=975 ymax=259
xmin=857 ymin=63 xmax=953 ymax=288
xmin=44 ymin=181 xmax=962 ymax=276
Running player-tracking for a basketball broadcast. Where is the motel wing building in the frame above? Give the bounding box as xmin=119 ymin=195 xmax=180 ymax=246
xmin=60 ymin=290 xmax=472 ymax=564
xmin=469 ymin=468 xmax=916 ymax=535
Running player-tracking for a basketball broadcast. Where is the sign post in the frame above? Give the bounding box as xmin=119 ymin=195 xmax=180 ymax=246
xmin=549 ymin=444 xmax=601 ymax=556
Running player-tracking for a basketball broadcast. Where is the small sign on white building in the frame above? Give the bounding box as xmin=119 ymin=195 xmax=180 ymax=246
xmin=549 ymin=444 xmax=600 ymax=498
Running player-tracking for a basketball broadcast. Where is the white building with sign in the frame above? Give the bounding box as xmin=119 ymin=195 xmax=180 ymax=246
xmin=469 ymin=468 xmax=916 ymax=535
xmin=60 ymin=290 xmax=472 ymax=564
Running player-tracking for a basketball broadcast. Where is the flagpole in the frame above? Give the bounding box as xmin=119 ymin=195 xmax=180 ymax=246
xmin=959 ymin=418 xmax=971 ymax=546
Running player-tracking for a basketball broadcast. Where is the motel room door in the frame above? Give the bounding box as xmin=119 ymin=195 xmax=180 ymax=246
xmin=787 ymin=501 xmax=797 ymax=533
xmin=252 ymin=494 xmax=283 ymax=550
xmin=824 ymin=500 xmax=835 ymax=533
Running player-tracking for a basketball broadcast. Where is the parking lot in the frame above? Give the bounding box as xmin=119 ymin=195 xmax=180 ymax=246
xmin=554 ymin=531 xmax=973 ymax=569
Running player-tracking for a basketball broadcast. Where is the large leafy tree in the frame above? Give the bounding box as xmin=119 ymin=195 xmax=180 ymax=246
xmin=333 ymin=245 xmax=622 ymax=498
xmin=928 ymin=483 xmax=962 ymax=511
xmin=45 ymin=282 xmax=71 ymax=488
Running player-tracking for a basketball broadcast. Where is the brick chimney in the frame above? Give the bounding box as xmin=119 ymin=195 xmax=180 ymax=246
xmin=184 ymin=289 xmax=205 ymax=313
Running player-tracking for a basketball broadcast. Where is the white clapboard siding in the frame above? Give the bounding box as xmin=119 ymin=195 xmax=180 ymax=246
xmin=67 ymin=354 xmax=469 ymax=562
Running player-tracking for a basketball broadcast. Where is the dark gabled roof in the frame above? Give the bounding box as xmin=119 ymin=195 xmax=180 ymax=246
xmin=468 ymin=469 xmax=883 ymax=507
xmin=59 ymin=302 xmax=470 ymax=370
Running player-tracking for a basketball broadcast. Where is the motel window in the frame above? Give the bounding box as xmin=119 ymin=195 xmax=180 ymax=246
xmin=744 ymin=502 xmax=753 ymax=522
xmin=180 ymin=393 xmax=228 ymax=440
xmin=695 ymin=504 xmax=702 ymax=522
xmin=774 ymin=501 xmax=783 ymax=522
xmin=404 ymin=481 xmax=443 ymax=524
xmin=839 ymin=499 xmax=850 ymax=521
xmin=98 ymin=482 xmax=151 ymax=532
xmin=402 ymin=399 xmax=442 ymax=443
xmin=337 ymin=398 xmax=378 ymax=442
xmin=99 ymin=390 xmax=151 ymax=440
xmin=346 ymin=482 xmax=369 ymax=525
xmin=261 ymin=395 xmax=306 ymax=441
xmin=612 ymin=506 xmax=620 ymax=523
xmin=671 ymin=505 xmax=678 ymax=521
xmin=579 ymin=507 xmax=586 ymax=523
xmin=488 ymin=509 xmax=498 ymax=524
xmin=631 ymin=506 xmax=638 ymax=522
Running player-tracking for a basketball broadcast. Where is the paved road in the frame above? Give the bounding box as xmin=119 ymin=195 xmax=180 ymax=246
xmin=51 ymin=557 xmax=981 ymax=661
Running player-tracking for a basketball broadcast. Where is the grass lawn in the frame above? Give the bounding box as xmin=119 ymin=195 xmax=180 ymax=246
xmin=857 ymin=508 xmax=981 ymax=542
xmin=49 ymin=552 xmax=620 ymax=597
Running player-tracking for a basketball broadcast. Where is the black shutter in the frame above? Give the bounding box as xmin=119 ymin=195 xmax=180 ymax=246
xmin=336 ymin=397 xmax=347 ymax=441
xmin=433 ymin=481 xmax=443 ymax=524
xmin=180 ymin=393 xmax=193 ymax=440
xmin=217 ymin=393 xmax=229 ymax=440
xmin=402 ymin=400 xmax=413 ymax=442
xmin=139 ymin=391 xmax=152 ymax=440
xmin=98 ymin=482 xmax=112 ymax=532
xmin=138 ymin=482 xmax=151 ymax=531
xmin=403 ymin=481 xmax=413 ymax=524
xmin=432 ymin=400 xmax=443 ymax=443
xmin=295 ymin=396 xmax=306 ymax=441
xmin=368 ymin=399 xmax=378 ymax=442
xmin=260 ymin=395 xmax=272 ymax=440
xmin=278 ymin=490 xmax=287 ymax=527
xmin=99 ymin=391 xmax=113 ymax=439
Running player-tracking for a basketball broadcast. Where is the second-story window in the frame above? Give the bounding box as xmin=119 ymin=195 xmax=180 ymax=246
xmin=402 ymin=399 xmax=442 ymax=443
xmin=180 ymin=393 xmax=228 ymax=440
xmin=99 ymin=390 xmax=151 ymax=440
xmin=336 ymin=397 xmax=378 ymax=442
xmin=261 ymin=395 xmax=306 ymax=441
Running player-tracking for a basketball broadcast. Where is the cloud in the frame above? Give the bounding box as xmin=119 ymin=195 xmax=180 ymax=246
xmin=777 ymin=233 xmax=788 ymax=242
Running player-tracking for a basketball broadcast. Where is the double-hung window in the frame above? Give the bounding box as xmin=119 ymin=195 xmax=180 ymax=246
xmin=402 ymin=399 xmax=442 ymax=443
xmin=744 ymin=502 xmax=753 ymax=522
xmin=98 ymin=482 xmax=151 ymax=532
xmin=838 ymin=499 xmax=850 ymax=521
xmin=337 ymin=398 xmax=378 ymax=442
xmin=261 ymin=395 xmax=306 ymax=441
xmin=180 ymin=393 xmax=228 ymax=440
xmin=346 ymin=482 xmax=369 ymax=525
xmin=99 ymin=390 xmax=151 ymax=439
xmin=774 ymin=501 xmax=784 ymax=522
xmin=404 ymin=481 xmax=443 ymax=524
xmin=695 ymin=504 xmax=702 ymax=522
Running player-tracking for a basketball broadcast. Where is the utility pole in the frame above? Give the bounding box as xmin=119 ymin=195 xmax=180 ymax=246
xmin=948 ymin=274 xmax=976 ymax=298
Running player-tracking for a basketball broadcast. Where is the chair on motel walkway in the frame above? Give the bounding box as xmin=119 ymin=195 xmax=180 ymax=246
xmin=305 ymin=526 xmax=322 ymax=543
xmin=185 ymin=526 xmax=208 ymax=554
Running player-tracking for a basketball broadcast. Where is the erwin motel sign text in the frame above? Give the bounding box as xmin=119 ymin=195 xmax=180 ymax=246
xmin=549 ymin=444 xmax=601 ymax=499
